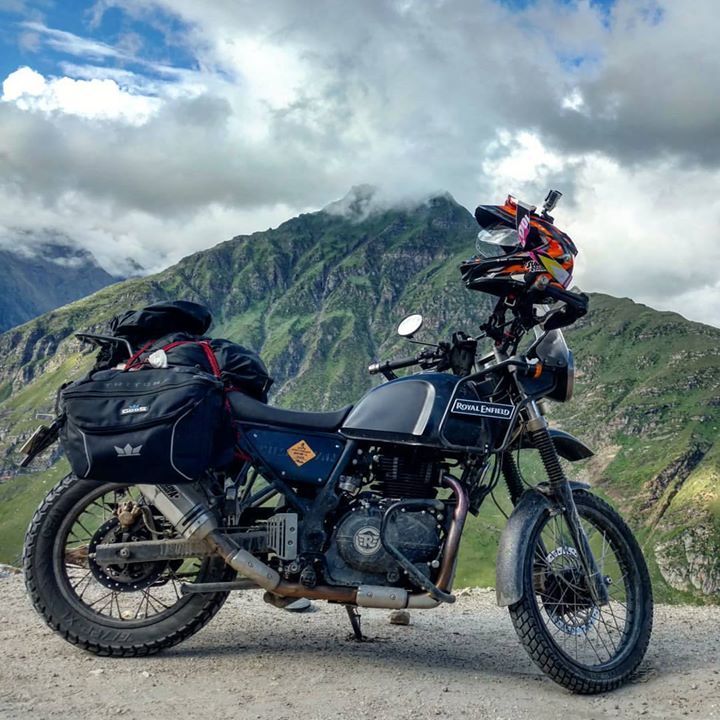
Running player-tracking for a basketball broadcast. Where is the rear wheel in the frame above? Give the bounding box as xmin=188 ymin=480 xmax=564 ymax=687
xmin=508 ymin=490 xmax=653 ymax=693
xmin=24 ymin=474 xmax=234 ymax=656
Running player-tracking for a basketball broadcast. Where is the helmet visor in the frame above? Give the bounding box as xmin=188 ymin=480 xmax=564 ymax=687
xmin=475 ymin=226 xmax=520 ymax=258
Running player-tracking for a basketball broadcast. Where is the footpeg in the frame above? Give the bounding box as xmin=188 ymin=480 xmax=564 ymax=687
xmin=263 ymin=591 xmax=297 ymax=609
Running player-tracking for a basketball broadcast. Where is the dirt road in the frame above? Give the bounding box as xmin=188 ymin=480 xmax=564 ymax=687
xmin=0 ymin=572 xmax=718 ymax=720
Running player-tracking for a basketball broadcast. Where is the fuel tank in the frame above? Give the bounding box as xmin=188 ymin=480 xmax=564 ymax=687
xmin=340 ymin=372 xmax=512 ymax=450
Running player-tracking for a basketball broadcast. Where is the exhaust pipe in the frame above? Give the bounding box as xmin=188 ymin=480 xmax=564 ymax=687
xmin=137 ymin=484 xmax=356 ymax=601
xmin=137 ymin=484 xmax=283 ymax=590
xmin=138 ymin=477 xmax=468 ymax=610
xmin=208 ymin=531 xmax=282 ymax=590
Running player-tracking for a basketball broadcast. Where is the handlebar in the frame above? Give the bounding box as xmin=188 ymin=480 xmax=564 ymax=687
xmin=368 ymin=333 xmax=480 ymax=379
xmin=369 ymin=349 xmax=540 ymax=382
xmin=368 ymin=355 xmax=422 ymax=375
xmin=370 ymin=288 xmax=584 ymax=381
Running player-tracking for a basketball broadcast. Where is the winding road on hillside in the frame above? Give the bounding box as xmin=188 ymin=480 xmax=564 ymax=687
xmin=1 ymin=572 xmax=718 ymax=720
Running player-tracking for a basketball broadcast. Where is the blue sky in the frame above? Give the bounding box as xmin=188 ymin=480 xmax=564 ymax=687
xmin=0 ymin=1 xmax=196 ymax=83
xmin=0 ymin=0 xmax=620 ymax=82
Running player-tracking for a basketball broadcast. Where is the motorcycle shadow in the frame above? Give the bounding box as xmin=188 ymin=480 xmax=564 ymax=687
xmin=162 ymin=597 xmax=714 ymax=689
xmin=165 ymin=601 xmax=580 ymax=682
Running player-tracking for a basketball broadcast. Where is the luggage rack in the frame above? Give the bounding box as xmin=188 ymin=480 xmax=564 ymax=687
xmin=75 ymin=332 xmax=133 ymax=359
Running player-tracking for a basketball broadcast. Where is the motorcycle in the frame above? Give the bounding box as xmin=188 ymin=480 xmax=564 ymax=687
xmin=21 ymin=191 xmax=653 ymax=694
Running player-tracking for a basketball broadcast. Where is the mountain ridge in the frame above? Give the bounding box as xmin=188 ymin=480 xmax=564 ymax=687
xmin=0 ymin=232 xmax=128 ymax=333
xmin=0 ymin=194 xmax=718 ymax=602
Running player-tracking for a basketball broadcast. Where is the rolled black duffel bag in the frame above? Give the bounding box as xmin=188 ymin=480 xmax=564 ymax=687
xmin=135 ymin=334 xmax=274 ymax=402
xmin=94 ymin=300 xmax=214 ymax=371
xmin=60 ymin=366 xmax=233 ymax=484
xmin=110 ymin=300 xmax=213 ymax=345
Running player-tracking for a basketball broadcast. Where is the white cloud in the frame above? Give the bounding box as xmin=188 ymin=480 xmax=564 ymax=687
xmin=482 ymin=131 xmax=570 ymax=191
xmin=0 ymin=1 xmax=719 ymax=327
xmin=2 ymin=66 xmax=160 ymax=124
xmin=568 ymin=154 xmax=720 ymax=318
xmin=216 ymin=36 xmax=307 ymax=109
xmin=0 ymin=182 xmax=300 ymax=275
xmin=475 ymin=129 xmax=720 ymax=328
xmin=561 ymin=89 xmax=585 ymax=112
xmin=20 ymin=20 xmax=124 ymax=60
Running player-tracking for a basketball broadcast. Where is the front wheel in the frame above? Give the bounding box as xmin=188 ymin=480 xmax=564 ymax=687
xmin=508 ymin=490 xmax=653 ymax=693
xmin=24 ymin=474 xmax=234 ymax=656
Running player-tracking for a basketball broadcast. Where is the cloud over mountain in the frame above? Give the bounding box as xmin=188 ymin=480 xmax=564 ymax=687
xmin=0 ymin=0 xmax=718 ymax=325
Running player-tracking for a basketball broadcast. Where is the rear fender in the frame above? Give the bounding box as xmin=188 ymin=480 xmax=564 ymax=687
xmin=495 ymin=482 xmax=590 ymax=607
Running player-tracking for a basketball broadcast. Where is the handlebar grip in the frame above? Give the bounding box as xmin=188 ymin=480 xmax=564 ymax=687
xmin=542 ymin=286 xmax=589 ymax=330
xmin=368 ymin=355 xmax=419 ymax=375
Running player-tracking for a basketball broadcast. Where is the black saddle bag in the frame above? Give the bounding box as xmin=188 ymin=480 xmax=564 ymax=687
xmin=60 ymin=367 xmax=231 ymax=484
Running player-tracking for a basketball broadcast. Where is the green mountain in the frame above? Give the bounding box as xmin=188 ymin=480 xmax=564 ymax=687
xmin=1 ymin=189 xmax=718 ymax=602
xmin=0 ymin=234 xmax=123 ymax=332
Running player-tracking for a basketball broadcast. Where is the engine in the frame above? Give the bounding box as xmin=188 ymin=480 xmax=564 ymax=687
xmin=370 ymin=451 xmax=440 ymax=499
xmin=324 ymin=449 xmax=447 ymax=587
xmin=325 ymin=497 xmax=442 ymax=587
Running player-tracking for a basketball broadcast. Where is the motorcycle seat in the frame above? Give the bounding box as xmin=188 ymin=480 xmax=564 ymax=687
xmin=229 ymin=391 xmax=353 ymax=432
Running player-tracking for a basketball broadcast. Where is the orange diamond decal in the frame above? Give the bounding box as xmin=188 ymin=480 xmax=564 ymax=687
xmin=287 ymin=440 xmax=317 ymax=467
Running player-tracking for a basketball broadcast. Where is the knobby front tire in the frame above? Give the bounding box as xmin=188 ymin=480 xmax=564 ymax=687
xmin=23 ymin=474 xmax=234 ymax=657
xmin=508 ymin=490 xmax=653 ymax=693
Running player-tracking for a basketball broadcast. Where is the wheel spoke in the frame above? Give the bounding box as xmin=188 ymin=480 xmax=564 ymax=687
xmin=146 ymin=589 xmax=171 ymax=611
xmin=74 ymin=518 xmax=94 ymax=539
xmin=71 ymin=571 xmax=93 ymax=597
xmin=135 ymin=589 xmax=151 ymax=619
xmin=87 ymin=590 xmax=114 ymax=609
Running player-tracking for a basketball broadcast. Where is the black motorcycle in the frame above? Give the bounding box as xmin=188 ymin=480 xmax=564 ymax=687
xmin=21 ymin=192 xmax=653 ymax=694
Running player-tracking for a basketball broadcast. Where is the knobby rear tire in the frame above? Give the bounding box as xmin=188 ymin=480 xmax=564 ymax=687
xmin=23 ymin=474 xmax=233 ymax=657
xmin=508 ymin=490 xmax=653 ymax=694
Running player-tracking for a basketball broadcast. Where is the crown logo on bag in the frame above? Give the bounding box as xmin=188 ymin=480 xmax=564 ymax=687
xmin=115 ymin=443 xmax=142 ymax=457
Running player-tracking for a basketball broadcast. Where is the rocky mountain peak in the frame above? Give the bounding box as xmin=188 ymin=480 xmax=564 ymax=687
xmin=323 ymin=184 xmax=379 ymax=220
xmin=0 ymin=230 xmax=122 ymax=333
xmin=323 ymin=185 xmax=463 ymax=223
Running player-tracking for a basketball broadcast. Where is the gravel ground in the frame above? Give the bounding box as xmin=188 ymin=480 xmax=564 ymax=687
xmin=0 ymin=572 xmax=719 ymax=720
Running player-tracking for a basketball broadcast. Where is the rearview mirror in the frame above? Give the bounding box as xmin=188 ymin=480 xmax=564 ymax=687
xmin=397 ymin=314 xmax=423 ymax=338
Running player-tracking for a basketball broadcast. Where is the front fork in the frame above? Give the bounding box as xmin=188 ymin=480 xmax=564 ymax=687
xmin=524 ymin=401 xmax=610 ymax=606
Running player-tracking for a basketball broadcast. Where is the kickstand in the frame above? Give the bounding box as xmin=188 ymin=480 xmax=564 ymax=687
xmin=345 ymin=605 xmax=367 ymax=642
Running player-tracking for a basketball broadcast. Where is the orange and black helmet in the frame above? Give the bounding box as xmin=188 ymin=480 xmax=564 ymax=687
xmin=460 ymin=194 xmax=578 ymax=299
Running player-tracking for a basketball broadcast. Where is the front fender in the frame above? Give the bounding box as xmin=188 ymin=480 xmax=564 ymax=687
xmin=495 ymin=482 xmax=590 ymax=607
xmin=519 ymin=428 xmax=594 ymax=461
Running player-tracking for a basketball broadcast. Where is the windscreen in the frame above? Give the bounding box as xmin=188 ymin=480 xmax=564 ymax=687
xmin=533 ymin=325 xmax=571 ymax=367
xmin=475 ymin=226 xmax=520 ymax=258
